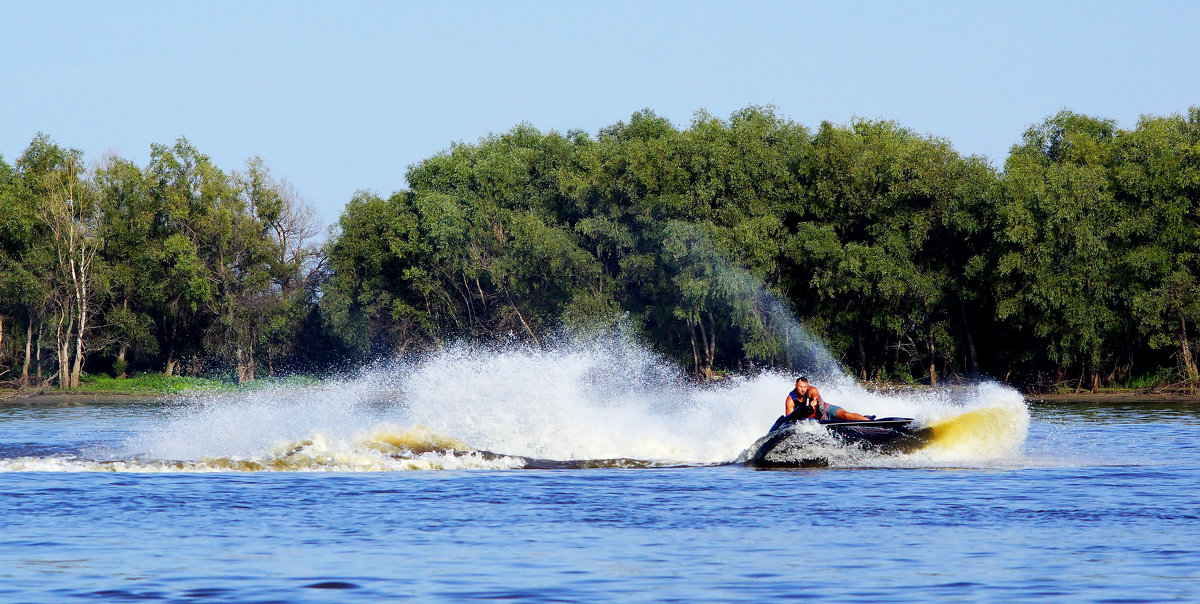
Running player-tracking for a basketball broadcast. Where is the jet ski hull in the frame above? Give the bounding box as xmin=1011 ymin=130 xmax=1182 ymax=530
xmin=746 ymin=417 xmax=930 ymax=467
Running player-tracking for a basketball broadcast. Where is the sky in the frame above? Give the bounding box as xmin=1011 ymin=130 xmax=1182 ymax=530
xmin=3 ymin=1 xmax=1198 ymax=229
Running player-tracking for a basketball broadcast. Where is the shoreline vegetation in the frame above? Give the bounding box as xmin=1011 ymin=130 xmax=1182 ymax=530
xmin=4 ymin=374 xmax=1199 ymax=409
xmin=4 ymin=105 xmax=1200 ymax=395
xmin=0 ymin=374 xmax=321 ymax=403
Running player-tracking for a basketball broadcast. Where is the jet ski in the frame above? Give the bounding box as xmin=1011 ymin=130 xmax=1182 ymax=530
xmin=745 ymin=415 xmax=931 ymax=467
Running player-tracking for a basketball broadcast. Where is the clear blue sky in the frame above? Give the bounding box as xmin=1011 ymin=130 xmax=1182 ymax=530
xmin=3 ymin=1 xmax=1198 ymax=228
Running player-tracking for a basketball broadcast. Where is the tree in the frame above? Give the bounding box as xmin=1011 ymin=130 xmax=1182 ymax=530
xmin=3 ymin=141 xmax=56 ymax=387
xmin=145 ymin=138 xmax=221 ymax=376
xmin=996 ymin=111 xmax=1124 ymax=391
xmin=94 ymin=154 xmax=158 ymax=377
xmin=1117 ymin=109 xmax=1200 ymax=388
xmin=322 ymin=190 xmax=436 ymax=355
xmin=36 ymin=141 xmax=102 ymax=389
xmin=0 ymin=155 xmax=44 ymax=384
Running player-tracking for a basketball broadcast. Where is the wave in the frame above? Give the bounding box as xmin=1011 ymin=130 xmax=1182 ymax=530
xmin=0 ymin=425 xmax=525 ymax=472
xmin=1 ymin=334 xmax=1030 ymax=473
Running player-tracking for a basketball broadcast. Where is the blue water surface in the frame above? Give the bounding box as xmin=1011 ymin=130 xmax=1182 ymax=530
xmin=1 ymin=401 xmax=1198 ymax=602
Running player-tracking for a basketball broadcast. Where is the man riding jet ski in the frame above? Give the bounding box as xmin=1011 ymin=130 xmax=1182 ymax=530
xmin=748 ymin=377 xmax=927 ymax=467
xmin=769 ymin=376 xmax=871 ymax=431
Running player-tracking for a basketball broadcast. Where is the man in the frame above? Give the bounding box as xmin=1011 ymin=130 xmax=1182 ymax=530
xmin=770 ymin=376 xmax=871 ymax=431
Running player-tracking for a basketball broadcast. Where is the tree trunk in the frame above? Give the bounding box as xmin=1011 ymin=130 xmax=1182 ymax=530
xmin=502 ymin=286 xmax=540 ymax=347
xmin=246 ymin=342 xmax=256 ymax=382
xmin=688 ymin=321 xmax=700 ymax=376
xmin=35 ymin=322 xmax=43 ymax=386
xmin=61 ymin=337 xmax=71 ymax=388
xmin=891 ymin=336 xmax=901 ymax=375
xmin=164 ymin=343 xmax=176 ymax=378
xmin=856 ymin=323 xmax=867 ymax=381
xmin=59 ymin=335 xmax=71 ymax=390
xmin=1091 ymin=371 xmax=1100 ymax=394
xmin=56 ymin=311 xmax=73 ymax=389
xmin=959 ymin=300 xmax=980 ymax=378
xmin=22 ymin=320 xmax=33 ymax=386
xmin=164 ymin=321 xmax=176 ymax=377
xmin=235 ymin=347 xmax=248 ymax=385
xmin=116 ymin=344 xmax=128 ymax=379
xmin=71 ymin=307 xmax=85 ymax=389
xmin=1181 ymin=317 xmax=1199 ymax=389
xmin=116 ymin=298 xmax=128 ymax=379
xmin=784 ymin=328 xmax=791 ymax=370
xmin=927 ymin=331 xmax=938 ymax=387
xmin=700 ymin=314 xmax=710 ymax=377
xmin=458 ymin=272 xmax=476 ymax=325
xmin=69 ymin=256 xmax=90 ymax=390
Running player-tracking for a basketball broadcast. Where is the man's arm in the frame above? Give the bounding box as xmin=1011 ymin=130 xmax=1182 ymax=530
xmin=784 ymin=396 xmax=795 ymax=415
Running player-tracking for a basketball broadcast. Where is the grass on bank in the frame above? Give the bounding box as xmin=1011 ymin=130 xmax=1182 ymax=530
xmin=1046 ymin=366 xmax=1193 ymax=394
xmin=74 ymin=373 xmax=232 ymax=395
xmin=53 ymin=373 xmax=326 ymax=395
xmin=17 ymin=365 xmax=1193 ymax=398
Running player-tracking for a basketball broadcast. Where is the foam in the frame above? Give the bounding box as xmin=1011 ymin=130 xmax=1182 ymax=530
xmin=3 ymin=333 xmax=1030 ymax=473
xmin=1 ymin=424 xmax=526 ymax=472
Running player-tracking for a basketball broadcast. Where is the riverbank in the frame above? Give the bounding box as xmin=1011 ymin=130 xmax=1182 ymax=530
xmin=0 ymin=375 xmax=221 ymax=403
xmin=859 ymin=381 xmax=1200 ymax=405
xmin=0 ymin=392 xmax=165 ymax=408
xmin=6 ymin=374 xmax=1199 ymax=409
xmin=1028 ymin=391 xmax=1200 ymax=404
xmin=0 ymin=374 xmax=324 ymax=407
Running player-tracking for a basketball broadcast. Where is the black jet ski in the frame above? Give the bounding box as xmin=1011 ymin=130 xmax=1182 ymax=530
xmin=745 ymin=416 xmax=931 ymax=468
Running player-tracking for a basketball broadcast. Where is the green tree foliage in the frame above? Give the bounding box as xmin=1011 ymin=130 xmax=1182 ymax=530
xmin=6 ymin=105 xmax=1200 ymax=391
xmin=996 ymin=112 xmax=1124 ymax=390
xmin=0 ymin=136 xmax=323 ymax=387
xmin=0 ymin=154 xmax=47 ymax=385
xmin=94 ymin=154 xmax=159 ymax=377
xmin=787 ymin=119 xmax=983 ymax=383
xmin=1115 ymin=109 xmax=1200 ymax=387
xmin=320 ymin=105 xmax=1200 ymax=389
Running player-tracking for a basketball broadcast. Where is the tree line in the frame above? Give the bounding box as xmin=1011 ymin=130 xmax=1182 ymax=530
xmin=0 ymin=136 xmax=328 ymax=387
xmin=3 ymin=106 xmax=1199 ymax=392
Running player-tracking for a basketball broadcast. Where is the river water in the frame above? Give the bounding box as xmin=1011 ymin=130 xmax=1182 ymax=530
xmin=2 ymin=342 xmax=1198 ymax=601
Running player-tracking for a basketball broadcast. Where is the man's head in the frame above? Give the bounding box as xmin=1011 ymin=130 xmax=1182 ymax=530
xmin=795 ymin=376 xmax=809 ymax=389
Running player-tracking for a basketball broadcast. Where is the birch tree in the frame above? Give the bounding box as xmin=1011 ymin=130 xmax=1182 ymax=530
xmin=40 ymin=149 xmax=102 ymax=389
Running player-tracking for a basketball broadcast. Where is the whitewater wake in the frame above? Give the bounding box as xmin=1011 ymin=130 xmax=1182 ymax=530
xmin=0 ymin=332 xmax=1031 ymax=473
